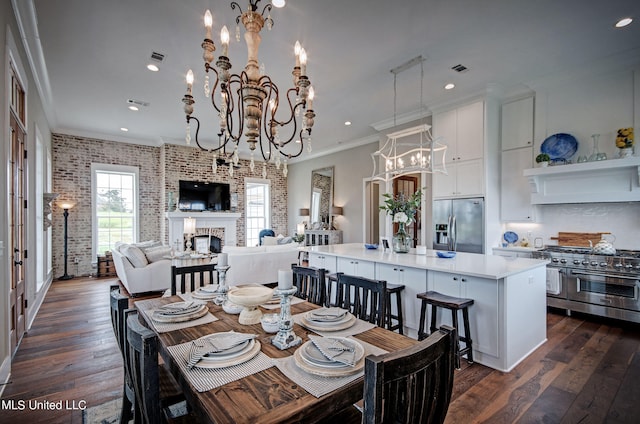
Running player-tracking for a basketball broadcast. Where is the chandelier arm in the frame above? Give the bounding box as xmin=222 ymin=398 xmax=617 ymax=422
xmin=188 ymin=116 xmax=230 ymax=153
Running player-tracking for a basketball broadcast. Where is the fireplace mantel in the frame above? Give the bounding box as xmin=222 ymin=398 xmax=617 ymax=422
xmin=166 ymin=211 xmax=242 ymax=250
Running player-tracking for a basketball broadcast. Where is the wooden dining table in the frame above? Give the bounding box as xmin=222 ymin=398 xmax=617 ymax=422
xmin=135 ymin=295 xmax=417 ymax=424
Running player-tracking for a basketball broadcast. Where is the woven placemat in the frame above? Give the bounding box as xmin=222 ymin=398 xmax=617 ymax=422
xmin=140 ymin=307 xmax=218 ymax=333
xmin=167 ymin=341 xmax=274 ymax=392
xmin=273 ymin=338 xmax=387 ymax=398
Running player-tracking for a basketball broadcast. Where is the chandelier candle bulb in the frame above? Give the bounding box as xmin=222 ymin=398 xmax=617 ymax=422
xmin=299 ymin=48 xmax=307 ymax=76
xmin=221 ymin=26 xmax=230 ymax=56
xmin=294 ymin=41 xmax=301 ymax=66
xmin=204 ymin=9 xmax=213 ymax=39
xmin=307 ymin=86 xmax=314 ymax=109
xmin=278 ymin=270 xmax=293 ymax=290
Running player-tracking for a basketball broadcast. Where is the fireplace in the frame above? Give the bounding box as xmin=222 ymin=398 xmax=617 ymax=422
xmin=187 ymin=235 xmax=222 ymax=253
xmin=166 ymin=211 xmax=242 ymax=252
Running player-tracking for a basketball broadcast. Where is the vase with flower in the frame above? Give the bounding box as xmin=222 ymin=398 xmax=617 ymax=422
xmin=380 ymin=190 xmax=422 ymax=253
xmin=616 ymin=128 xmax=634 ymax=158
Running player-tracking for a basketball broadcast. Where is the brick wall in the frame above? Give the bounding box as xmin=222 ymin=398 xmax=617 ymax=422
xmin=52 ymin=133 xmax=288 ymax=277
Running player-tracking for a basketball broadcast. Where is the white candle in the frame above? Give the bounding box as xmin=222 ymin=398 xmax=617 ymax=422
xmin=416 ymin=245 xmax=427 ymax=255
xmin=218 ymin=253 xmax=228 ymax=267
xmin=278 ymin=270 xmax=293 ymax=290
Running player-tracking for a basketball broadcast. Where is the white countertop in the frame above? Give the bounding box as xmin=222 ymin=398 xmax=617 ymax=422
xmin=307 ymin=243 xmax=549 ymax=279
xmin=492 ymin=246 xmax=540 ymax=253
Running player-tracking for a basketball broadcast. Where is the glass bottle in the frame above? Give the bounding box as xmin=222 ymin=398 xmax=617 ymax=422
xmin=588 ymin=134 xmax=607 ymax=161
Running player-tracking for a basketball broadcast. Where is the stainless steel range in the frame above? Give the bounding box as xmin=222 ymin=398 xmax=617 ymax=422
xmin=532 ymin=246 xmax=640 ymax=323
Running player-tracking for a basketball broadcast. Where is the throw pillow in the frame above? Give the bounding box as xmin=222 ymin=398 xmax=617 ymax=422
xmin=277 ymin=236 xmax=293 ymax=245
xmin=122 ymin=245 xmax=149 ymax=268
xmin=144 ymin=245 xmax=171 ymax=263
xmin=262 ymin=236 xmax=278 ymax=246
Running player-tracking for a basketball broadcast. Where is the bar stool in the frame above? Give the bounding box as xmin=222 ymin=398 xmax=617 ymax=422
xmin=327 ymin=273 xmax=405 ymax=334
xmin=417 ymin=291 xmax=474 ymax=368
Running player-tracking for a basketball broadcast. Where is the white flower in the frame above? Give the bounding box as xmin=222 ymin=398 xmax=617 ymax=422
xmin=393 ymin=212 xmax=409 ymax=224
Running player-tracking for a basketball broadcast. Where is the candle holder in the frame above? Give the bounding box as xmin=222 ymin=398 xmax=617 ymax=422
xmin=213 ymin=265 xmax=230 ymax=305
xmin=272 ymin=287 xmax=302 ymax=350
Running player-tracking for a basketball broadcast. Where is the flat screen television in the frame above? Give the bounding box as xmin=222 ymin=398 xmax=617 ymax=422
xmin=178 ymin=180 xmax=231 ymax=212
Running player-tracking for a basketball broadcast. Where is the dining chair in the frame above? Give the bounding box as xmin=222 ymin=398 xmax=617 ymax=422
xmin=171 ymin=263 xmax=217 ymax=295
xmin=109 ymin=285 xmax=135 ymax=423
xmin=335 ymin=273 xmax=387 ymax=326
xmin=292 ymin=265 xmax=328 ymax=306
xmin=125 ymin=311 xmax=200 ymax=424
xmin=362 ymin=325 xmax=457 ymax=424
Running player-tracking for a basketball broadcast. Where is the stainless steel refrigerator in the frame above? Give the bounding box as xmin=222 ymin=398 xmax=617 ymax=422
xmin=433 ymin=198 xmax=484 ymax=253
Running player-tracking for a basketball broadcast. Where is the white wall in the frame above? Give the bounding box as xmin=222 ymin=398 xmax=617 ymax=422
xmin=287 ymin=142 xmax=380 ymax=243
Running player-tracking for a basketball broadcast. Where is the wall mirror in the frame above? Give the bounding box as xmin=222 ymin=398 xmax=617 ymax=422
xmin=310 ymin=166 xmax=334 ymax=228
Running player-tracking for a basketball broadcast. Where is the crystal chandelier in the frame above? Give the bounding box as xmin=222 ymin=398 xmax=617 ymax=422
xmin=371 ymin=56 xmax=447 ymax=181
xmin=182 ymin=1 xmax=315 ymax=178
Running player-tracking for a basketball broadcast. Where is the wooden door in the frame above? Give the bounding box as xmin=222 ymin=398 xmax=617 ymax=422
xmin=393 ymin=176 xmax=418 ymax=247
xmin=9 ymin=70 xmax=27 ymax=354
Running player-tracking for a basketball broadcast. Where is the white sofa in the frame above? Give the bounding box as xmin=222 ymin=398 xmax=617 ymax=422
xmin=112 ymin=242 xmax=172 ymax=295
xmin=222 ymin=244 xmax=300 ymax=286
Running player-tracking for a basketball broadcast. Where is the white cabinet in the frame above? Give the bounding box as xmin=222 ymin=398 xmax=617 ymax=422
xmin=501 ymin=147 xmax=536 ymax=221
xmin=336 ymin=257 xmax=375 ymax=279
xmin=432 ymin=159 xmax=484 ymax=198
xmin=433 ymin=100 xmax=484 ymax=163
xmin=375 ymin=263 xmax=427 ymax=333
xmin=308 ymin=252 xmax=337 ymax=274
xmin=492 ymin=248 xmax=533 ymax=258
xmin=428 ymin=271 xmax=499 ymax=357
xmin=501 ymin=97 xmax=534 ymax=151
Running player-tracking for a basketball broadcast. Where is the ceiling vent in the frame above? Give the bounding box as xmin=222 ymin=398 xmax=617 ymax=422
xmin=127 ymin=99 xmax=150 ymax=107
xmin=451 ymin=64 xmax=468 ymax=73
xmin=150 ymin=51 xmax=166 ymax=63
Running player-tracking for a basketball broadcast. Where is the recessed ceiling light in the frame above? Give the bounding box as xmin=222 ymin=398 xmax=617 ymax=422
xmin=344 ymin=121 xmax=352 ymax=126
xmin=444 ymin=83 xmax=455 ymax=90
xmin=295 ymin=139 xmax=301 ymax=143
xmin=272 ymin=0 xmax=285 ymax=7
xmin=120 ymin=127 xmax=129 ymax=132
xmin=147 ymin=64 xmax=159 ymax=72
xmin=615 ymin=17 xmax=633 ymax=28
xmin=128 ymin=105 xmax=139 ymax=111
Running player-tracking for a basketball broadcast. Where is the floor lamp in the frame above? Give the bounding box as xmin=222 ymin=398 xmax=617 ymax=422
xmin=58 ymin=201 xmax=76 ymax=280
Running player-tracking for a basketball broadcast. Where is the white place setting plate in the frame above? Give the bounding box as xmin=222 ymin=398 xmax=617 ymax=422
xmin=301 ymin=311 xmax=356 ymax=331
xmin=152 ymin=302 xmax=209 ymax=323
xmin=189 ymin=340 xmax=261 ymax=369
xmin=300 ymin=337 xmax=365 ymax=369
xmin=293 ymin=339 xmax=365 ymax=377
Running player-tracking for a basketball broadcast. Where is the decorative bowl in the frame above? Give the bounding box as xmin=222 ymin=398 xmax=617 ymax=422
xmin=364 ymin=243 xmax=379 ymax=250
xmin=227 ymin=285 xmax=274 ymax=325
xmin=222 ymin=299 xmax=243 ymax=314
xmin=436 ymin=251 xmax=456 ymax=259
xmin=260 ymin=313 xmax=280 ymax=333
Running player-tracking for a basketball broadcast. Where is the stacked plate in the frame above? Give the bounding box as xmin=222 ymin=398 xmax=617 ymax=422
xmin=152 ymin=301 xmax=209 ymax=323
xmin=300 ymin=308 xmax=356 ymax=332
xmin=188 ymin=333 xmax=261 ymax=369
xmin=191 ymin=284 xmax=221 ymax=300
xmin=294 ymin=337 xmax=365 ymax=377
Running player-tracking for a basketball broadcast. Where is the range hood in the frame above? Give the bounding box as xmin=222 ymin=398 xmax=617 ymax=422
xmin=523 ymin=156 xmax=640 ymax=204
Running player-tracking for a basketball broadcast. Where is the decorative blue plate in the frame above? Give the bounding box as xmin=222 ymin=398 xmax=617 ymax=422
xmin=503 ymin=231 xmax=518 ymax=244
xmin=364 ymin=243 xmax=379 ymax=250
xmin=436 ymin=251 xmax=456 ymax=258
xmin=541 ymin=133 xmax=578 ymax=160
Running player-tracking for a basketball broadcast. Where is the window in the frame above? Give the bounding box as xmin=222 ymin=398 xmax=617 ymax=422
xmin=92 ymin=164 xmax=139 ymax=257
xmin=245 ymin=179 xmax=270 ymax=246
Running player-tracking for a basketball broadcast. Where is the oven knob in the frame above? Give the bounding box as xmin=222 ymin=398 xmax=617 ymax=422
xmin=599 ymin=262 xmax=607 ymax=267
xmin=626 ymin=264 xmax=634 ymax=269
xmin=573 ymin=259 xmax=580 ymax=265
xmin=590 ymin=261 xmax=598 ymax=266
xmin=560 ymin=258 xmax=567 ymax=264
xmin=614 ymin=263 xmax=623 ymax=268
xmin=551 ymin=258 xmax=559 ymax=263
xmin=582 ymin=260 xmax=589 ymax=265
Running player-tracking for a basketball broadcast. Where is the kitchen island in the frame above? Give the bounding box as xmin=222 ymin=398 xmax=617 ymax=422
xmin=307 ymin=243 xmax=549 ymax=372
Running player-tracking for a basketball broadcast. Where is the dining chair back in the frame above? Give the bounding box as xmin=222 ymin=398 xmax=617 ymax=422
xmin=109 ymin=285 xmax=135 ymax=423
xmin=171 ymin=263 xmax=217 ymax=295
xmin=363 ymin=325 xmax=457 ymax=424
xmin=336 ymin=274 xmax=387 ymax=326
xmin=126 ymin=311 xmax=162 ymax=424
xmin=292 ymin=265 xmax=327 ymax=306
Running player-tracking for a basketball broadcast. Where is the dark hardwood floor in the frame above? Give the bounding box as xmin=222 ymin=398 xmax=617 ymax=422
xmin=2 ymin=276 xmax=639 ymax=423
